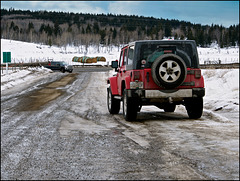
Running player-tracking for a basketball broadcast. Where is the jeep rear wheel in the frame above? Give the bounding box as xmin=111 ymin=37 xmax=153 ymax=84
xmin=185 ymin=97 xmax=203 ymax=119
xmin=123 ymin=89 xmax=138 ymax=121
xmin=107 ymin=88 xmax=120 ymax=114
xmin=151 ymin=54 xmax=187 ymax=89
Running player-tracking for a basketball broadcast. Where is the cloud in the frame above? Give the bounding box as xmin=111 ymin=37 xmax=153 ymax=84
xmin=1 ymin=1 xmax=238 ymax=27
xmin=108 ymin=1 xmax=142 ymax=15
xmin=3 ymin=1 xmax=107 ymax=14
xmin=61 ymin=2 xmax=107 ymax=14
xmin=142 ymin=1 xmax=239 ymax=27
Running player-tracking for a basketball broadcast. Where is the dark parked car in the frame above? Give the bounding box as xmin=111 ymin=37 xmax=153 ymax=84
xmin=44 ymin=61 xmax=73 ymax=73
xmin=107 ymin=40 xmax=205 ymax=121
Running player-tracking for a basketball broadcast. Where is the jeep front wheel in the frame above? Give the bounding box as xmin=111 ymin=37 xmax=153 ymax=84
xmin=123 ymin=89 xmax=138 ymax=121
xmin=107 ymin=88 xmax=120 ymax=114
xmin=185 ymin=97 xmax=203 ymax=119
xmin=151 ymin=54 xmax=187 ymax=89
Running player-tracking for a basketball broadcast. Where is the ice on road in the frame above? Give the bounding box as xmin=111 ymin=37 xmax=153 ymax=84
xmin=1 ymin=68 xmax=239 ymax=180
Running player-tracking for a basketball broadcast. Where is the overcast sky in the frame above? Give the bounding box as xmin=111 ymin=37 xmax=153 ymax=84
xmin=1 ymin=1 xmax=239 ymax=27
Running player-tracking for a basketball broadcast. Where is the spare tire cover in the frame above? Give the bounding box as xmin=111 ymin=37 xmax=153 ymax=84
xmin=151 ymin=54 xmax=187 ymax=89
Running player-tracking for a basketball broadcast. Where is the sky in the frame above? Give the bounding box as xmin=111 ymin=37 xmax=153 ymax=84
xmin=1 ymin=1 xmax=239 ymax=27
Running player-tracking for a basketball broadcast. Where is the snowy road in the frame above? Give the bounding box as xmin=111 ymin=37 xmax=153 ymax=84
xmin=1 ymin=69 xmax=239 ymax=180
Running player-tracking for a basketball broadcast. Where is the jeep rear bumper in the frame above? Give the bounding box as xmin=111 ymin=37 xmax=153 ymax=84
xmin=127 ymin=88 xmax=205 ymax=98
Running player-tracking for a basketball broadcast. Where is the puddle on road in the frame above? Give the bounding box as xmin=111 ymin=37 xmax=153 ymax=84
xmin=16 ymin=73 xmax=77 ymax=111
xmin=46 ymin=75 xmax=76 ymax=88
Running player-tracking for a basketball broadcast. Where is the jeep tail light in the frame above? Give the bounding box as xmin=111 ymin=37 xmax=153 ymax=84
xmin=195 ymin=69 xmax=201 ymax=79
xmin=133 ymin=71 xmax=141 ymax=80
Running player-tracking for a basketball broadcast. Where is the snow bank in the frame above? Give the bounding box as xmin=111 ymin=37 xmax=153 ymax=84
xmin=1 ymin=66 xmax=53 ymax=91
xmin=202 ymin=69 xmax=239 ymax=113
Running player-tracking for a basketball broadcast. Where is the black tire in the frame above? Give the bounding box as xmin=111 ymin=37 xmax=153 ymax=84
xmin=69 ymin=70 xmax=72 ymax=73
xmin=151 ymin=54 xmax=187 ymax=89
xmin=163 ymin=104 xmax=176 ymax=112
xmin=185 ymin=97 xmax=203 ymax=119
xmin=107 ymin=88 xmax=120 ymax=114
xmin=61 ymin=67 xmax=65 ymax=73
xmin=123 ymin=89 xmax=138 ymax=121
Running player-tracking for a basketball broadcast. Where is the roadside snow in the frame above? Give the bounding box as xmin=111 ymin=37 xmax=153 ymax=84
xmin=202 ymin=69 xmax=239 ymax=113
xmin=1 ymin=67 xmax=53 ymax=91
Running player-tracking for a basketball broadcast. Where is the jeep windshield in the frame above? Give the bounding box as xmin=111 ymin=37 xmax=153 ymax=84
xmin=135 ymin=40 xmax=199 ymax=69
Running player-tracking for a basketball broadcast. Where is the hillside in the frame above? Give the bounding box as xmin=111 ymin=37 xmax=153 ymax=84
xmin=1 ymin=8 xmax=239 ymax=48
xmin=1 ymin=39 xmax=239 ymax=66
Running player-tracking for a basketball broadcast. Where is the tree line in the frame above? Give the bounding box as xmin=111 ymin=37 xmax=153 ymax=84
xmin=1 ymin=8 xmax=239 ymax=48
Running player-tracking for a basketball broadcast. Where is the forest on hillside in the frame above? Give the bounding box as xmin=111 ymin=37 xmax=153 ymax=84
xmin=1 ymin=8 xmax=239 ymax=48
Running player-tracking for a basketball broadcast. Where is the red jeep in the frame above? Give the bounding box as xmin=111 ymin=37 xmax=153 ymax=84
xmin=107 ymin=40 xmax=205 ymax=121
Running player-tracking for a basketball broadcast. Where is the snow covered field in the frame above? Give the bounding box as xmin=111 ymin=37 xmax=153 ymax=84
xmin=1 ymin=39 xmax=239 ymax=121
xmin=1 ymin=39 xmax=239 ymax=65
xmin=1 ymin=39 xmax=119 ymax=66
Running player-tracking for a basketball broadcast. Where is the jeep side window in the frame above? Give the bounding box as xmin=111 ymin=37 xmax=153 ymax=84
xmin=127 ymin=46 xmax=134 ymax=65
xmin=123 ymin=48 xmax=128 ymax=65
xmin=119 ymin=51 xmax=123 ymax=67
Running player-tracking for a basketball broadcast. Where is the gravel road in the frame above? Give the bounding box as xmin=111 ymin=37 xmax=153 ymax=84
xmin=1 ymin=69 xmax=239 ymax=180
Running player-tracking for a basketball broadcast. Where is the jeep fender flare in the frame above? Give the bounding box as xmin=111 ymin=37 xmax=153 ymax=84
xmin=108 ymin=77 xmax=118 ymax=95
xmin=124 ymin=76 xmax=131 ymax=90
xmin=120 ymin=77 xmax=131 ymax=96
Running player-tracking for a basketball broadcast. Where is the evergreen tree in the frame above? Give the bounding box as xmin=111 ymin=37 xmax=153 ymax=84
xmin=93 ymin=22 xmax=99 ymax=34
xmin=86 ymin=24 xmax=91 ymax=33
xmin=164 ymin=23 xmax=171 ymax=37
xmin=112 ymin=28 xmax=117 ymax=40
xmin=1 ymin=8 xmax=239 ymax=47
xmin=99 ymin=29 xmax=106 ymax=44
xmin=48 ymin=38 xmax=52 ymax=46
xmin=54 ymin=22 xmax=61 ymax=36
xmin=28 ymin=22 xmax=34 ymax=32
xmin=82 ymin=27 xmax=85 ymax=34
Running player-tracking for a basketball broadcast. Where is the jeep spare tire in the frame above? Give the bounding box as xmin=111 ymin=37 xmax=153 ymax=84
xmin=151 ymin=54 xmax=187 ymax=89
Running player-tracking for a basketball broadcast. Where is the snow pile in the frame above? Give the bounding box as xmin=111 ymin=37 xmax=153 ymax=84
xmin=202 ymin=69 xmax=239 ymax=112
xmin=1 ymin=66 xmax=53 ymax=91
